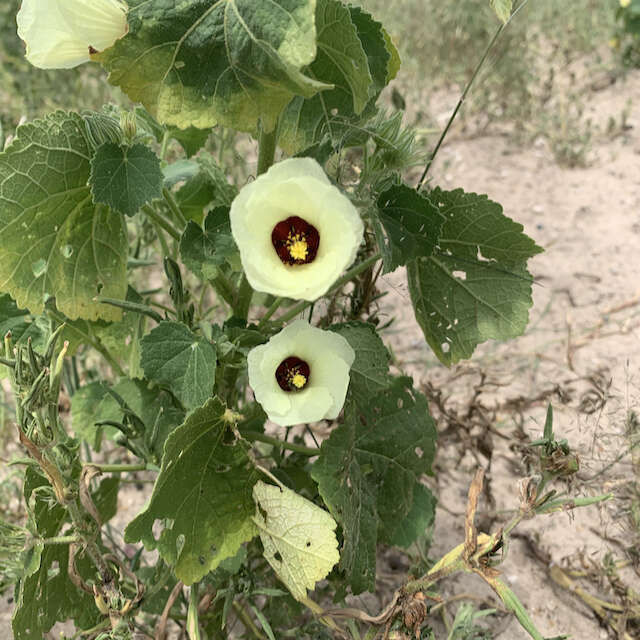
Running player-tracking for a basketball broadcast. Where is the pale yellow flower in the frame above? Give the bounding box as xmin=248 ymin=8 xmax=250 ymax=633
xmin=230 ymin=158 xmax=364 ymax=301
xmin=17 ymin=0 xmax=128 ymax=69
xmin=247 ymin=320 xmax=355 ymax=427
xmin=620 ymin=0 xmax=631 ymax=8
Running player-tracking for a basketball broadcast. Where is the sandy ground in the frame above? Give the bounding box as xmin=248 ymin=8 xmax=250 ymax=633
xmin=1 ymin=66 xmax=640 ymax=640
xmin=371 ymin=66 xmax=640 ymax=638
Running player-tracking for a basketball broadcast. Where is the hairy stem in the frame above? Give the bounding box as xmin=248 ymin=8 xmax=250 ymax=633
xmin=257 ymin=297 xmax=284 ymax=328
xmin=81 ymin=462 xmax=153 ymax=473
xmin=162 ymin=186 xmax=188 ymax=228
xmin=142 ymin=205 xmax=181 ymax=241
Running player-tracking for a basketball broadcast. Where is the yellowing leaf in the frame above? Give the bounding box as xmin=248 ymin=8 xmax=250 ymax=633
xmin=252 ymin=480 xmax=339 ymax=602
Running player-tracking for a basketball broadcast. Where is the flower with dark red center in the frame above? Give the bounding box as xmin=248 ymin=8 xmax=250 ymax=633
xmin=17 ymin=0 xmax=128 ymax=70
xmin=230 ymin=158 xmax=364 ymax=301
xmin=247 ymin=320 xmax=355 ymax=427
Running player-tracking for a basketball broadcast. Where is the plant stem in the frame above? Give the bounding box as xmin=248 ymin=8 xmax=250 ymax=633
xmin=33 ymin=534 xmax=79 ymax=547
xmin=163 ymin=186 xmax=188 ymax=228
xmin=95 ymin=296 xmax=164 ymax=324
xmin=232 ymin=601 xmax=267 ymax=640
xmin=257 ymin=127 xmax=278 ymax=177
xmin=277 ymin=253 xmax=381 ymax=325
xmin=151 ymin=217 xmax=172 ymax=259
xmin=234 ymin=274 xmax=253 ymax=321
xmin=257 ymin=297 xmax=284 ymax=329
xmin=416 ymin=1 xmax=528 ymax=190
xmin=81 ymin=462 xmax=153 ymax=473
xmin=244 ymin=431 xmax=319 ymax=456
xmin=142 ymin=205 xmax=181 ymax=241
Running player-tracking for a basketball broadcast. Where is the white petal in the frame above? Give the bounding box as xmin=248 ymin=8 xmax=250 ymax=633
xmin=260 ymin=157 xmax=331 ymax=186
xmin=230 ymin=157 xmax=364 ymax=302
xmin=17 ymin=0 xmax=128 ymax=69
xmin=247 ymin=321 xmax=355 ymax=427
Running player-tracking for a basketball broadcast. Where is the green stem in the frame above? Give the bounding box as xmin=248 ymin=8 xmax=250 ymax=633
xmin=257 ymin=127 xmax=278 ymax=176
xmin=163 ymin=186 xmax=188 ymax=228
xmin=151 ymin=217 xmax=172 ymax=259
xmin=244 ymin=431 xmax=319 ymax=456
xmin=257 ymin=297 xmax=284 ymax=329
xmin=234 ymin=275 xmax=253 ymax=320
xmin=29 ymin=534 xmax=79 ymax=548
xmin=142 ymin=205 xmax=181 ymax=241
xmin=89 ymin=337 xmax=125 ymax=378
xmin=232 ymin=601 xmax=267 ymax=640
xmin=416 ymin=1 xmax=528 ymax=190
xmin=81 ymin=462 xmax=154 ymax=473
xmin=277 ymin=253 xmax=381 ymax=325
xmin=96 ymin=296 xmax=164 ymax=324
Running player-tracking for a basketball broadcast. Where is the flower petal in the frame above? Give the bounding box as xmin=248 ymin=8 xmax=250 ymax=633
xmin=17 ymin=0 xmax=128 ymax=69
xmin=230 ymin=158 xmax=364 ymax=301
xmin=247 ymin=320 xmax=355 ymax=427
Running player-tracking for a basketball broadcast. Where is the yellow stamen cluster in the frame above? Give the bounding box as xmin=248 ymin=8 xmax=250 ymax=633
xmin=287 ymin=233 xmax=308 ymax=261
xmin=290 ymin=372 xmax=307 ymax=389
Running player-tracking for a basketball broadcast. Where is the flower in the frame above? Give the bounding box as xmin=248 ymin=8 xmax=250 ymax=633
xmin=620 ymin=0 xmax=631 ymax=7
xmin=17 ymin=0 xmax=128 ymax=70
xmin=247 ymin=320 xmax=355 ymax=427
xmin=230 ymin=158 xmax=364 ymax=301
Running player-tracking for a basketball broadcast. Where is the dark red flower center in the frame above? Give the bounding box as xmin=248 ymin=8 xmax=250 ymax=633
xmin=275 ymin=356 xmax=310 ymax=392
xmin=271 ymin=216 xmax=320 ymax=266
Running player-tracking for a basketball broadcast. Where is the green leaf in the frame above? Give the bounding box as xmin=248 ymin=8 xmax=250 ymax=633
xmin=0 ymin=293 xmax=30 ymax=342
xmin=311 ymin=376 xmax=437 ymax=594
xmin=252 ymin=480 xmax=339 ymax=602
xmin=375 ymin=183 xmax=445 ymax=273
xmin=124 ymin=398 xmax=259 ymax=584
xmin=96 ymin=0 xmax=329 ymax=133
xmin=141 ymin=321 xmax=216 ymax=410
xmin=71 ymin=381 xmax=123 ymax=449
xmin=0 ymin=112 xmax=128 ymax=321
xmin=385 ymin=483 xmax=436 ymax=549
xmin=12 ymin=544 xmax=99 ymax=640
xmin=329 ymin=322 xmax=390 ymax=404
xmin=279 ymin=0 xmax=377 ymax=153
xmin=169 ymin=126 xmax=211 ymax=158
xmin=490 ymin=0 xmax=513 ymax=23
xmin=175 ymin=155 xmax=238 ymax=223
xmin=89 ymin=142 xmax=163 ymax=217
xmin=408 ymin=187 xmax=543 ymax=366
xmin=180 ymin=207 xmax=237 ymax=281
xmin=23 ymin=467 xmax=67 ymax=538
xmin=111 ymin=377 xmax=186 ymax=459
xmin=71 ymin=378 xmax=185 ymax=458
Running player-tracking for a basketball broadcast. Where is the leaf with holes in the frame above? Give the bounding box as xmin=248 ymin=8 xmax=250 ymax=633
xmin=408 ymin=187 xmax=543 ymax=366
xmin=125 ymin=398 xmax=259 ymax=584
xmin=95 ymin=0 xmax=329 ymax=133
xmin=89 ymin=142 xmax=163 ymax=217
xmin=311 ymin=376 xmax=437 ymax=594
xmin=374 ymin=183 xmax=445 ymax=273
xmin=0 ymin=112 xmax=128 ymax=321
xmin=490 ymin=0 xmax=513 ymax=23
xmin=253 ymin=480 xmax=339 ymax=602
xmin=141 ymin=321 xmax=216 ymax=410
xmin=330 ymin=322 xmax=391 ymax=404
xmin=279 ymin=0 xmax=397 ymax=152
xmin=12 ymin=544 xmax=101 ymax=640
